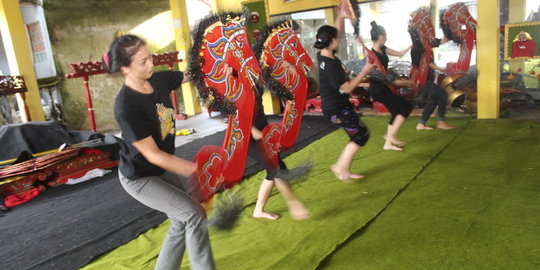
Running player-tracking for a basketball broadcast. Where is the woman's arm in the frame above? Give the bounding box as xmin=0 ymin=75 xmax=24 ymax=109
xmin=429 ymin=62 xmax=445 ymax=72
xmin=339 ymin=61 xmax=374 ymax=93
xmin=432 ymin=37 xmax=448 ymax=47
xmin=386 ymin=46 xmax=412 ymax=57
xmin=335 ymin=13 xmax=347 ymax=41
xmin=335 ymin=2 xmax=355 ymax=42
xmin=132 ymin=136 xmax=196 ymax=177
xmin=393 ymin=79 xmax=413 ymax=88
xmin=182 ymin=71 xmax=191 ymax=83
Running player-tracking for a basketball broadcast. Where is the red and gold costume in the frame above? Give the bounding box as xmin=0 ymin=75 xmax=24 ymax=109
xmin=190 ymin=13 xmax=261 ymax=202
xmin=440 ymin=2 xmax=477 ymax=75
xmin=253 ymin=20 xmax=313 ymax=168
xmin=408 ymin=8 xmax=435 ymax=94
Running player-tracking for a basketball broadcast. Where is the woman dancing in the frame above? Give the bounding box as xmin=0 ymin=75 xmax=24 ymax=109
xmin=369 ymin=21 xmax=413 ymax=151
xmin=314 ymin=13 xmax=373 ymax=182
xmin=106 ymin=34 xmax=215 ymax=270
xmin=250 ymin=91 xmax=310 ymax=220
xmin=215 ymin=62 xmax=309 ymax=220
xmin=412 ymin=37 xmax=454 ymax=130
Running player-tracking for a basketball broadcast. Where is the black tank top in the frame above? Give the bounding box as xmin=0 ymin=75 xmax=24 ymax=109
xmin=368 ymin=46 xmax=391 ymax=96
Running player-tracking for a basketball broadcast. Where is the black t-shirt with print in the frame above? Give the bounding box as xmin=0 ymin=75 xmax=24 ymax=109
xmin=114 ymin=71 xmax=184 ymax=180
xmin=317 ymin=53 xmax=351 ymax=116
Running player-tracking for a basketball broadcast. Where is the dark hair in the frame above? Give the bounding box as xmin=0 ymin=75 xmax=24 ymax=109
xmin=314 ymin=25 xmax=338 ymax=49
xmin=370 ymin=21 xmax=386 ymax=41
xmin=102 ymin=34 xmax=146 ymax=73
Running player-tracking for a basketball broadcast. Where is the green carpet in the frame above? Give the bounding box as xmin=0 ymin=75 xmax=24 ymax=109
xmin=82 ymin=116 xmax=540 ymax=270
xmin=319 ymin=119 xmax=540 ymax=270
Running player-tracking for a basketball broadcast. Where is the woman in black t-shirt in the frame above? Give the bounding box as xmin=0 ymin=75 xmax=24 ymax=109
xmin=314 ymin=13 xmax=373 ymax=182
xmin=104 ymin=35 xmax=215 ymax=270
xmin=368 ymin=21 xmax=413 ymax=151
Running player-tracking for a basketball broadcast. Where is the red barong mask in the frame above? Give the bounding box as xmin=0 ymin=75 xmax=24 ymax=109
xmin=251 ymin=20 xmax=313 ymax=168
xmin=190 ymin=13 xmax=262 ymax=201
xmin=409 ymin=8 xmax=435 ymax=94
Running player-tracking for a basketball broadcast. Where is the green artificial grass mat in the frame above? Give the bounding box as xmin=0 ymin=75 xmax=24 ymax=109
xmin=82 ymin=115 xmax=477 ymax=270
xmin=319 ymin=119 xmax=540 ymax=270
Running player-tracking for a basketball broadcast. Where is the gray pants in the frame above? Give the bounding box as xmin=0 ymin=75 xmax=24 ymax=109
xmin=119 ymin=172 xmax=215 ymax=270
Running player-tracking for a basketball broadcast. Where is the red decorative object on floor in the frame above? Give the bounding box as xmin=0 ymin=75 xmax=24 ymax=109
xmin=0 ymin=147 xmax=118 ymax=207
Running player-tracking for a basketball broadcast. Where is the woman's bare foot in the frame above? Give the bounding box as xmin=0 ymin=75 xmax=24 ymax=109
xmin=253 ymin=210 xmax=280 ymax=220
xmin=383 ymin=142 xmax=403 ymax=151
xmin=331 ymin=165 xmax=354 ymax=183
xmin=437 ymin=121 xmax=454 ymax=130
xmin=383 ymin=135 xmax=406 ymax=146
xmin=288 ymin=200 xmax=310 ymax=220
xmin=349 ymin=173 xmax=365 ymax=179
xmin=416 ymin=123 xmax=434 ymax=130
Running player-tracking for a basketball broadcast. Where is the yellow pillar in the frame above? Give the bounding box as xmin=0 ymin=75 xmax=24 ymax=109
xmin=0 ymin=0 xmax=45 ymax=122
xmin=325 ymin=7 xmax=335 ymax=26
xmin=477 ymin=0 xmax=500 ymax=119
xmin=261 ymin=90 xmax=281 ymax=115
xmin=508 ymin=0 xmax=526 ymax=73
xmin=170 ymin=0 xmax=201 ymax=116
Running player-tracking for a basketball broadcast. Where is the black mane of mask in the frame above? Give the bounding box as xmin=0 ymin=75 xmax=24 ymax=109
xmin=350 ymin=0 xmax=362 ymax=36
xmin=252 ymin=20 xmax=300 ymax=101
xmin=408 ymin=26 xmax=425 ymax=59
xmin=189 ymin=12 xmax=247 ymax=116
xmin=440 ymin=9 xmax=462 ymax=44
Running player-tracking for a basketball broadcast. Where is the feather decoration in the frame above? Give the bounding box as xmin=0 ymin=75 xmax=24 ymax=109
xmin=275 ymin=159 xmax=313 ymax=182
xmin=439 ymin=9 xmax=462 ymax=44
xmin=368 ymin=70 xmax=390 ymax=85
xmin=208 ymin=189 xmax=244 ymax=231
xmin=349 ymin=0 xmax=362 ymax=36
xmin=452 ymin=73 xmax=477 ymax=90
xmin=408 ymin=27 xmax=425 ymax=55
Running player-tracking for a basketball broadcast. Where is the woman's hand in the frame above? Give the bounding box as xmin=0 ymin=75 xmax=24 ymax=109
xmin=361 ymin=61 xmax=375 ymax=73
xmin=337 ymin=0 xmax=355 ymax=20
xmin=429 ymin=62 xmax=446 ymax=73
xmin=184 ymin=161 xmax=197 ymax=176
xmin=132 ymin=136 xmax=197 ymax=177
xmin=182 ymin=71 xmax=191 ymax=83
xmin=251 ymin=127 xmax=263 ymax=141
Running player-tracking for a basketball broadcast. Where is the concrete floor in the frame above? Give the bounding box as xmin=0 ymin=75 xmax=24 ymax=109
xmin=174 ymin=110 xmax=227 ymax=147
